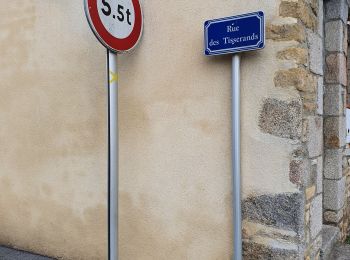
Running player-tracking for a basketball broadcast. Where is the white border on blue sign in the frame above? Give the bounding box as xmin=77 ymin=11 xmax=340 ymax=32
xmin=204 ymin=11 xmax=265 ymax=56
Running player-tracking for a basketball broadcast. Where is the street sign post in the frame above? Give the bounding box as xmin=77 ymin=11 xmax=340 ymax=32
xmin=204 ymin=11 xmax=265 ymax=260
xmin=84 ymin=1 xmax=143 ymax=260
xmin=204 ymin=11 xmax=265 ymax=56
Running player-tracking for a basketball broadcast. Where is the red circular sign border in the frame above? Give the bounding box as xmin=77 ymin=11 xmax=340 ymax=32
xmin=86 ymin=0 xmax=143 ymax=52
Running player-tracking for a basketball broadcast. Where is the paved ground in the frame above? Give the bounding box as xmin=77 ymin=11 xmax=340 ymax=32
xmin=0 ymin=246 xmax=54 ymax=260
xmin=330 ymin=243 xmax=350 ymax=260
xmin=1 ymin=243 xmax=349 ymax=260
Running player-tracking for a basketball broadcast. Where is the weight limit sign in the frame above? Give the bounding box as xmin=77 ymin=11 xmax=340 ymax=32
xmin=85 ymin=0 xmax=143 ymax=53
xmin=84 ymin=1 xmax=143 ymax=260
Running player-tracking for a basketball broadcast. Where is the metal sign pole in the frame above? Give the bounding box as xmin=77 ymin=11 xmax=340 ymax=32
xmin=232 ymin=54 xmax=242 ymax=260
xmin=204 ymin=11 xmax=264 ymax=260
xmin=84 ymin=1 xmax=143 ymax=259
xmin=107 ymin=50 xmax=119 ymax=260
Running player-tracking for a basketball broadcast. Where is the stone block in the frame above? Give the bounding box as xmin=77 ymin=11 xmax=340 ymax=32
xmin=325 ymin=20 xmax=346 ymax=52
xmin=323 ymin=177 xmax=346 ymax=211
xmin=312 ymin=157 xmax=323 ymax=194
xmin=317 ymin=77 xmax=323 ymax=115
xmin=277 ymin=47 xmax=308 ymax=65
xmin=321 ymin=225 xmax=340 ymax=259
xmin=303 ymin=92 xmax=318 ymax=113
xmin=306 ymin=185 xmax=316 ymax=200
xmin=324 ymin=85 xmax=345 ymax=116
xmin=310 ymin=195 xmax=322 ymax=239
xmin=344 ymin=24 xmax=348 ymax=55
xmin=343 ymin=157 xmax=350 ymax=168
xmin=317 ymin=78 xmax=324 ymax=114
xmin=309 ymin=228 xmax=322 ymax=257
xmin=275 ymin=68 xmax=317 ymax=92
xmin=346 ymin=153 xmax=350 ymax=163
xmin=348 ymin=34 xmax=350 ymax=65
xmin=306 ymin=116 xmax=323 ymax=157
xmin=324 ymin=116 xmax=346 ymax=149
xmin=243 ymin=192 xmax=304 ymax=233
xmin=325 ymin=0 xmax=349 ymax=23
xmin=324 ymin=210 xmax=344 ymax=223
xmin=347 ymin=94 xmax=350 ymax=108
xmin=280 ymin=1 xmax=298 ymax=18
xmin=299 ymin=0 xmax=318 ymax=30
xmin=309 ymin=0 xmax=319 ymax=15
xmin=317 ymin=0 xmax=324 ymax=37
xmin=290 ymin=159 xmax=310 ymax=186
xmin=305 ymin=159 xmax=317 ymax=189
xmin=243 ymin=240 xmax=302 ymax=260
xmin=280 ymin=0 xmax=317 ymax=30
xmin=267 ymin=22 xmax=306 ymax=42
xmin=259 ymin=98 xmax=302 ymax=140
xmin=325 ymin=53 xmax=347 ymax=86
xmin=307 ymin=30 xmax=323 ymax=75
xmin=324 ymin=149 xmax=343 ymax=180
xmin=348 ymin=35 xmax=350 ymax=62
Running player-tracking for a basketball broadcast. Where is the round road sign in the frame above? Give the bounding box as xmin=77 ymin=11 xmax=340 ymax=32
xmin=84 ymin=0 xmax=143 ymax=53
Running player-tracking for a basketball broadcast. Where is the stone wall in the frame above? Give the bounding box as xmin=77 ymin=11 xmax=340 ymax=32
xmin=323 ymin=0 xmax=350 ymax=241
xmin=3 ymin=0 xmax=350 ymax=259
xmin=0 ymin=1 xmax=289 ymax=259
xmin=243 ymin=0 xmax=324 ymax=258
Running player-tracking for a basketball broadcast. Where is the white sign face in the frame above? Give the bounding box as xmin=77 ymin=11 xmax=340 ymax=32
xmin=97 ymin=0 xmax=135 ymax=39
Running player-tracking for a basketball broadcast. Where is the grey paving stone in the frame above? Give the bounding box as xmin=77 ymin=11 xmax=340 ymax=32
xmin=0 ymin=246 xmax=54 ymax=260
xmin=0 ymin=246 xmax=14 ymax=257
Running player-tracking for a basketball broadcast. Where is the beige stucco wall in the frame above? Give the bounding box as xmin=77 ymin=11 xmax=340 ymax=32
xmin=0 ymin=1 xmax=300 ymax=259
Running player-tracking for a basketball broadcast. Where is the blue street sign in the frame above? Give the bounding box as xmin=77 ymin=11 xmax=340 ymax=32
xmin=204 ymin=11 xmax=265 ymax=56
